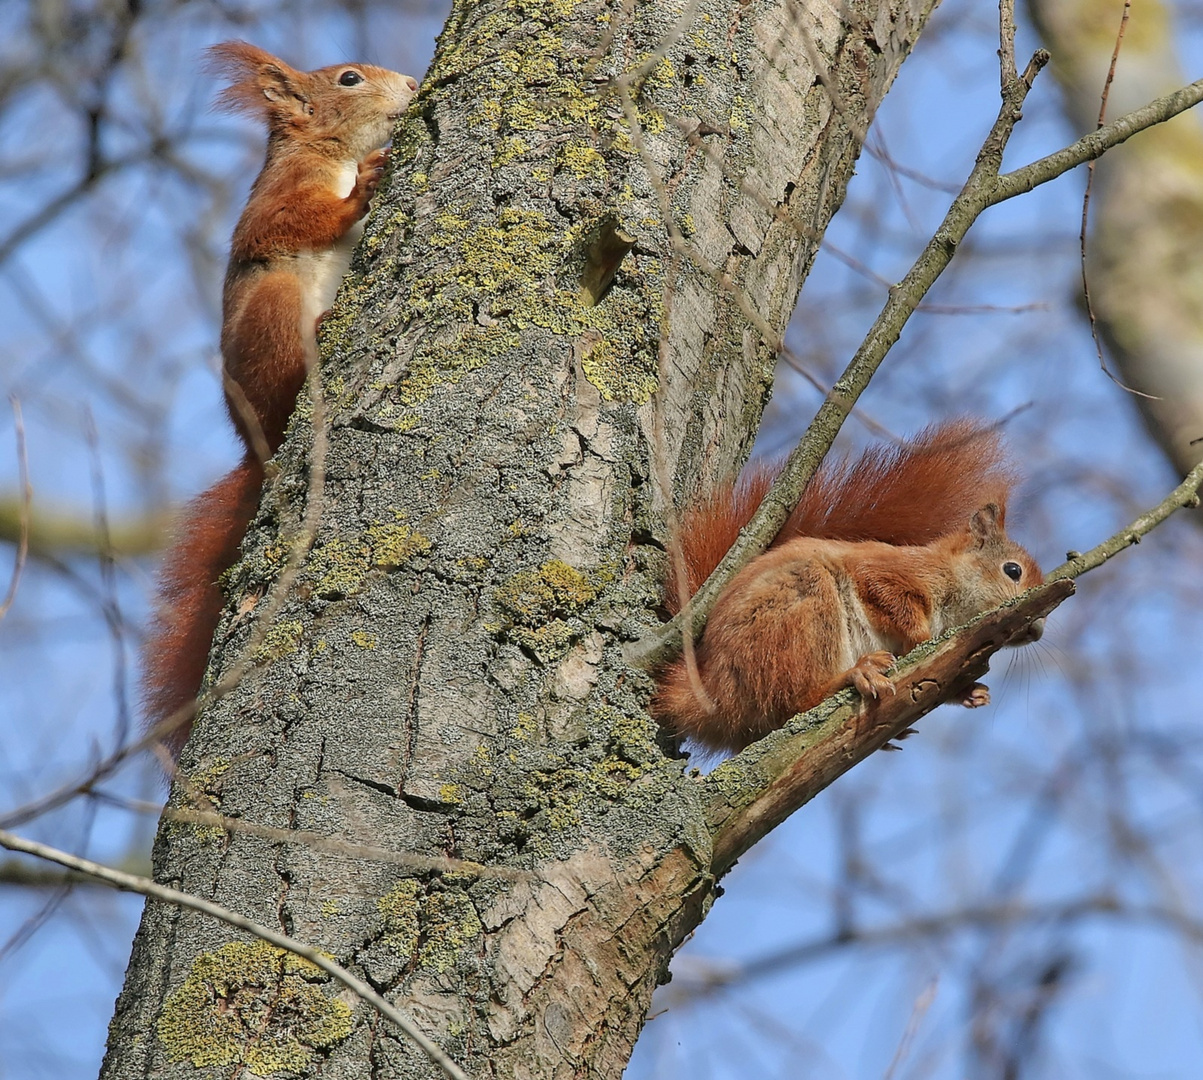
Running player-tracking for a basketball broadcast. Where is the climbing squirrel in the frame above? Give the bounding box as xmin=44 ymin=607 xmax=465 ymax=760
xmin=142 ymin=42 xmax=418 ymax=754
xmin=652 ymin=420 xmax=1045 ymax=753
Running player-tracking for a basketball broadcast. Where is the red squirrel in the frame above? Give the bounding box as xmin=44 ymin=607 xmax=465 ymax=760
xmin=652 ymin=421 xmax=1045 ymax=753
xmin=142 ymin=43 xmax=418 ymax=754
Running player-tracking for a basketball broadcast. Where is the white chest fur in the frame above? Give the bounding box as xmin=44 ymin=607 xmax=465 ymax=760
xmin=836 ymin=578 xmax=901 ymax=668
xmin=332 ymin=159 xmax=358 ymax=199
xmin=293 ymin=160 xmax=366 ymax=354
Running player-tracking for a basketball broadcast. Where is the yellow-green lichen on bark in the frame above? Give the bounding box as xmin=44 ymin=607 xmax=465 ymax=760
xmin=376 ymin=880 xmax=483 ymax=973
xmin=378 ymin=878 xmax=422 ymax=959
xmin=171 ymin=757 xmax=232 ymax=843
xmin=417 ymin=889 xmax=484 ymax=973
xmin=443 ymin=701 xmax=669 ymax=849
xmin=493 ymin=558 xmax=603 ymax=660
xmin=371 ymin=0 xmax=674 ymax=411
xmin=300 ymin=521 xmax=432 ymax=601
xmin=518 ymin=718 xmax=669 ymax=836
xmin=156 ymin=940 xmax=352 ymax=1074
xmin=366 ymin=520 xmax=433 ymax=568
xmin=255 ymin=619 xmax=305 ymax=663
xmin=580 ymin=332 xmax=658 ymax=404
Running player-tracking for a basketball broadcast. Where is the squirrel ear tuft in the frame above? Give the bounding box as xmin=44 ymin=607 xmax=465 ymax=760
xmin=969 ymin=503 xmax=1002 ymax=544
xmin=206 ymin=41 xmax=309 ymax=122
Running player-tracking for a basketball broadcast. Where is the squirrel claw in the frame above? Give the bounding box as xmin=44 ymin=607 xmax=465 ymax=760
xmin=958 ymin=682 xmax=991 ymax=708
xmin=847 ymin=651 xmax=896 ymax=703
xmin=361 ymin=147 xmax=388 ymax=171
xmin=355 ymin=149 xmax=389 ymax=202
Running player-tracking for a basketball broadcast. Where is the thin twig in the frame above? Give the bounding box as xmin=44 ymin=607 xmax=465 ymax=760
xmin=0 ymin=397 xmax=30 ymax=621
xmin=0 ymin=827 xmax=470 ymax=1080
xmin=1079 ymin=1 xmax=1151 ymax=397
xmin=1047 ymin=457 xmax=1203 ymax=583
xmin=883 ymin=979 xmax=938 ymax=1080
xmin=83 ymin=406 xmax=132 ymax=748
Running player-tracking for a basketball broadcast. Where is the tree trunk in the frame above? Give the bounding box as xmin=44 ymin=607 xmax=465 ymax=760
xmin=101 ymin=1 xmax=939 ymax=1076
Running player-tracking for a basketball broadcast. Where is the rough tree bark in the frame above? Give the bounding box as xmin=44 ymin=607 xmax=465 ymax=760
xmin=100 ymin=1 xmax=948 ymax=1076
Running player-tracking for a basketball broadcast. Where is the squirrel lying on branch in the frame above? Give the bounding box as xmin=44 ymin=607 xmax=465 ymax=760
xmin=653 ymin=420 xmax=1045 ymax=753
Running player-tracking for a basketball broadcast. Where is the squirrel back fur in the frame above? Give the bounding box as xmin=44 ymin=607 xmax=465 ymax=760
xmin=666 ymin=419 xmax=1015 ymax=614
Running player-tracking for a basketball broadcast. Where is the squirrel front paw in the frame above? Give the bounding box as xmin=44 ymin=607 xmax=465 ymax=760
xmin=958 ymin=682 xmax=991 ymax=708
xmin=351 ymin=148 xmax=388 ymax=215
xmin=846 ymin=651 xmax=897 ymax=702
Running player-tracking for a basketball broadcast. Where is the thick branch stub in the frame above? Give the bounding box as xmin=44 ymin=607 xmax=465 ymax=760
xmin=578 ymin=216 xmax=636 ymax=307
xmin=703 ymin=580 xmax=1074 ymax=878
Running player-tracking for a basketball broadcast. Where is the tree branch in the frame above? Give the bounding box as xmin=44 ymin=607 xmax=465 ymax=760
xmin=1047 ymin=456 xmax=1203 ymax=582
xmin=703 ymin=580 xmax=1074 ymax=878
xmin=0 ymin=397 xmax=30 ymax=619
xmin=0 ymin=497 xmax=167 ymax=558
xmin=990 ymin=76 xmax=1203 ymax=203
xmin=0 ymin=827 xmax=470 ymax=1080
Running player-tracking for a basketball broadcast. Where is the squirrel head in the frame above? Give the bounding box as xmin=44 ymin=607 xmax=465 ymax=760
xmin=941 ymin=502 xmax=1045 ymax=641
xmin=207 ymin=42 xmax=419 ymax=161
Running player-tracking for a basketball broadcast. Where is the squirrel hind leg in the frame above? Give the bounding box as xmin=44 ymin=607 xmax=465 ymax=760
xmin=221 ymin=270 xmax=309 ymax=456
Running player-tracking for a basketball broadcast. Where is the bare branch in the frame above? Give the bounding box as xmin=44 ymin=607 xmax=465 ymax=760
xmin=1048 ymin=457 xmax=1203 ymax=583
xmin=990 ymin=76 xmax=1203 ymax=202
xmin=1078 ymin=1 xmax=1148 ymax=397
xmin=0 ymin=397 xmax=30 ymax=620
xmin=703 ymin=581 xmax=1074 ymax=877
xmin=0 ymin=499 xmax=167 ymax=558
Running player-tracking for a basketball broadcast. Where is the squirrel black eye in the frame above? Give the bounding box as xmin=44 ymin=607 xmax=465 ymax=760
xmin=1002 ymin=561 xmax=1023 ymax=582
xmin=338 ymin=70 xmax=364 ymax=86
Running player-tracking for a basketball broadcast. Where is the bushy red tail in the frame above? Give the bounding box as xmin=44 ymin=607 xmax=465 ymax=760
xmin=667 ymin=420 xmax=1015 ymax=612
xmin=142 ymin=457 xmax=262 ymax=755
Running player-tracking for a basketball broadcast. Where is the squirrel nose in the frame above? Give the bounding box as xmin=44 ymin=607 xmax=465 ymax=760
xmin=405 ymin=76 xmax=418 ymax=92
xmin=1010 ymin=616 xmax=1044 ymax=645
